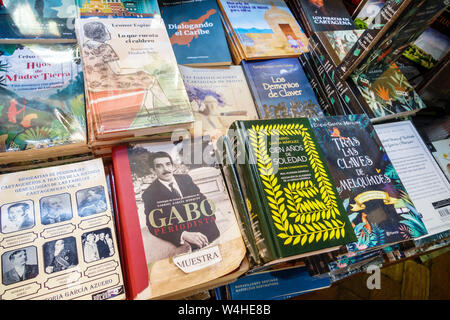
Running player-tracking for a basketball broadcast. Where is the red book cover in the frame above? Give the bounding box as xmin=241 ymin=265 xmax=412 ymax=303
xmin=112 ymin=146 xmax=149 ymax=300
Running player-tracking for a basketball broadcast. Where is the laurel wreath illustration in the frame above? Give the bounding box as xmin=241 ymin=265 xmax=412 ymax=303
xmin=248 ymin=123 xmax=347 ymax=246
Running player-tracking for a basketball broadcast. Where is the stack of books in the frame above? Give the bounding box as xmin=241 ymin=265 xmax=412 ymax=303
xmin=217 ymin=0 xmax=309 ymax=64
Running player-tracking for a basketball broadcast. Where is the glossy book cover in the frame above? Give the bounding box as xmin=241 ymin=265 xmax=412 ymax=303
xmin=217 ymin=0 xmax=309 ymax=59
xmin=0 ymin=0 xmax=77 ymax=42
xmin=298 ymin=0 xmax=356 ymax=32
xmin=0 ymin=43 xmax=86 ymax=155
xmin=230 ymin=118 xmax=356 ymax=261
xmin=77 ymin=0 xmax=160 ymax=18
xmin=160 ymin=0 xmax=231 ymax=66
xmin=112 ymin=137 xmax=246 ymax=299
xmin=309 ymin=114 xmax=428 ymax=251
xmin=179 ymin=65 xmax=258 ymax=142
xmin=242 ymin=58 xmax=324 ymax=119
xmin=76 ymin=18 xmax=193 ymax=138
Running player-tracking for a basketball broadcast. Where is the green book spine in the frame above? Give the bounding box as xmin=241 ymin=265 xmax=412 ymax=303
xmin=216 ymin=136 xmax=262 ymax=266
xmin=229 ymin=122 xmax=277 ymax=262
xmin=229 ymin=118 xmax=357 ymax=261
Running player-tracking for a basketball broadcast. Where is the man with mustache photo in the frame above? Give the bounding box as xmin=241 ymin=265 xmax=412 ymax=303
xmin=141 ymin=151 xmax=220 ymax=253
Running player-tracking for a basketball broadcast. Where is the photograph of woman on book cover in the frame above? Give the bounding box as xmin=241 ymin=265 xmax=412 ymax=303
xmin=76 ymin=185 xmax=108 ymax=217
xmin=81 ymin=228 xmax=115 ymax=263
xmin=0 ymin=200 xmax=35 ymax=234
xmin=1 ymin=246 xmax=38 ymax=286
xmin=81 ymin=20 xmax=172 ymax=122
xmin=43 ymin=237 xmax=78 ymax=274
xmin=39 ymin=193 xmax=73 ymax=225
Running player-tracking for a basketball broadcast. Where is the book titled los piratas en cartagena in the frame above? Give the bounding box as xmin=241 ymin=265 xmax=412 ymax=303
xmin=159 ymin=0 xmax=232 ymax=66
xmin=228 ymin=118 xmax=356 ymax=264
xmin=112 ymin=137 xmax=248 ymax=299
xmin=309 ymin=115 xmax=428 ymax=252
xmin=0 ymin=158 xmax=126 ymax=300
xmin=241 ymin=58 xmax=325 ymax=119
xmin=75 ymin=17 xmax=193 ymax=140
xmin=0 ymin=43 xmax=88 ymax=165
xmin=294 ymin=0 xmax=356 ymax=34
xmin=0 ymin=0 xmax=77 ymax=43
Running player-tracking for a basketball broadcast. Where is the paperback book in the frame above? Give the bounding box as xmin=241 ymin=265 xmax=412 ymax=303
xmin=159 ymin=0 xmax=232 ymax=66
xmin=0 ymin=0 xmax=78 ymax=43
xmin=225 ymin=266 xmax=331 ymax=300
xmin=310 ymin=115 xmax=428 ymax=251
xmin=75 ymin=17 xmax=194 ymax=140
xmin=0 ymin=159 xmax=126 ymax=300
xmin=112 ymin=137 xmax=248 ymax=299
xmin=228 ymin=118 xmax=357 ymax=264
xmin=178 ymin=65 xmax=259 ymax=142
xmin=294 ymin=0 xmax=356 ymax=34
xmin=77 ymin=0 xmax=160 ymax=18
xmin=241 ymin=58 xmax=325 ymax=119
xmin=0 ymin=43 xmax=88 ymax=165
xmin=374 ymin=121 xmax=450 ymax=240
xmin=217 ymin=0 xmax=309 ymax=60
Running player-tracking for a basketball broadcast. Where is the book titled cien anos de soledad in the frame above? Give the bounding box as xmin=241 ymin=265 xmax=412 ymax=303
xmin=111 ymin=137 xmax=248 ymax=299
xmin=75 ymin=17 xmax=194 ymax=141
xmin=227 ymin=118 xmax=357 ymax=265
xmin=0 ymin=158 xmax=126 ymax=300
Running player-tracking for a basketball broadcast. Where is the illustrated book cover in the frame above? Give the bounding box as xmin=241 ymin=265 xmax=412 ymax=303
xmin=77 ymin=0 xmax=160 ymax=18
xmin=75 ymin=17 xmax=194 ymax=140
xmin=178 ymin=64 xmax=258 ymax=142
xmin=0 ymin=43 xmax=88 ymax=165
xmin=431 ymin=138 xmax=450 ymax=181
xmin=0 ymin=158 xmax=126 ymax=300
xmin=374 ymin=121 xmax=450 ymax=240
xmin=0 ymin=0 xmax=78 ymax=43
xmin=217 ymin=0 xmax=309 ymax=60
xmin=228 ymin=118 xmax=357 ymax=264
xmin=111 ymin=137 xmax=248 ymax=299
xmin=310 ymin=115 xmax=428 ymax=252
xmin=159 ymin=0 xmax=232 ymax=66
xmin=296 ymin=0 xmax=356 ymax=33
xmin=241 ymin=58 xmax=325 ymax=119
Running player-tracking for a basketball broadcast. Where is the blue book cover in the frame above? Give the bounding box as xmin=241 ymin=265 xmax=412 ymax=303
xmin=226 ymin=266 xmax=331 ymax=300
xmin=241 ymin=58 xmax=324 ymax=119
xmin=160 ymin=0 xmax=231 ymax=66
xmin=0 ymin=0 xmax=77 ymax=42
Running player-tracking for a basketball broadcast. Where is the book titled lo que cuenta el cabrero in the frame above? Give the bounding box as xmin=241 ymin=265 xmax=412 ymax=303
xmin=227 ymin=118 xmax=356 ymax=264
xmin=112 ymin=137 xmax=247 ymax=299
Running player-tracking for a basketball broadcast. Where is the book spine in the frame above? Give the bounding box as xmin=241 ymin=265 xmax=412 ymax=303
xmin=298 ymin=53 xmax=333 ymax=116
xmin=228 ymin=121 xmax=278 ymax=262
xmin=111 ymin=145 xmax=149 ymax=300
xmin=354 ymin=0 xmax=447 ymax=77
xmin=216 ymin=136 xmax=262 ymax=266
xmin=307 ymin=45 xmax=347 ymax=116
xmin=309 ymin=33 xmax=375 ymax=118
xmin=338 ymin=0 xmax=413 ymax=79
xmin=241 ymin=61 xmax=265 ymax=119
